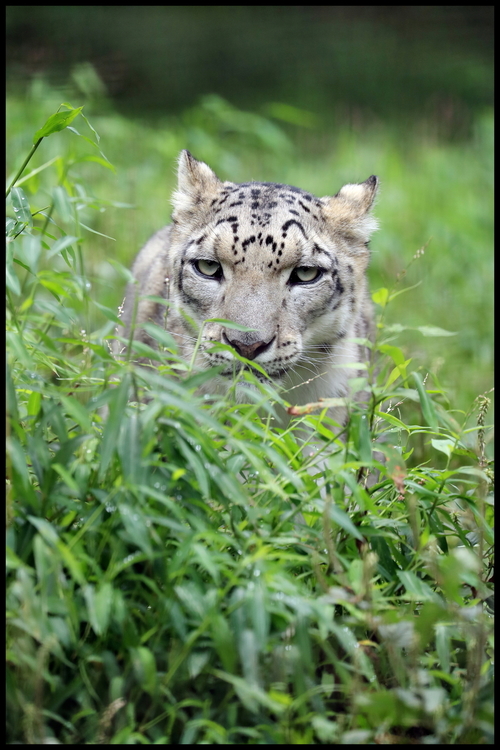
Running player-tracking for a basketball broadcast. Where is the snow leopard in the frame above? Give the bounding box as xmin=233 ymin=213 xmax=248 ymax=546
xmin=114 ymin=150 xmax=379 ymax=426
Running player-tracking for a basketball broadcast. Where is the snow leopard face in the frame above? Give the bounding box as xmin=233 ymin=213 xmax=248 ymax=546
xmin=118 ymin=151 xmax=378 ymax=409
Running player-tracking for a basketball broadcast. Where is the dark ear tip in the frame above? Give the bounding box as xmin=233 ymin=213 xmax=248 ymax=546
xmin=366 ymin=175 xmax=378 ymax=187
xmin=179 ymin=149 xmax=195 ymax=163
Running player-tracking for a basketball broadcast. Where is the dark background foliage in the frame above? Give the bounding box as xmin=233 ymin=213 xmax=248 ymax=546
xmin=7 ymin=6 xmax=493 ymax=130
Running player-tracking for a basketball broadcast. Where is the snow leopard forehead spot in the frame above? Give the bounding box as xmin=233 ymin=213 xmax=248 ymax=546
xmin=203 ymin=182 xmax=329 ymax=272
xmin=210 ymin=182 xmax=322 ymax=227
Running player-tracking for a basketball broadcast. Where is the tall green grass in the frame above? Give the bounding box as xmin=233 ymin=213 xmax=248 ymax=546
xmin=6 ymin=96 xmax=493 ymax=743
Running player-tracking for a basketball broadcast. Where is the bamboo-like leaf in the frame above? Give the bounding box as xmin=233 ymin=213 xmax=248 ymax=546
xmin=99 ymin=373 xmax=131 ymax=477
xmin=33 ymin=106 xmax=83 ymax=142
xmin=10 ymin=187 xmax=33 ymax=228
xmin=46 ymin=235 xmax=80 ymax=259
xmin=411 ymin=372 xmax=438 ymax=429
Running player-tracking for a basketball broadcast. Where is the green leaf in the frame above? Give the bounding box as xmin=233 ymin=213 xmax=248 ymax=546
xmin=212 ymin=669 xmax=287 ymax=714
xmin=72 ymin=152 xmax=115 ymax=171
xmin=11 ymin=156 xmax=59 ymax=187
xmin=372 ymin=287 xmax=389 ymax=307
xmin=192 ymin=543 xmax=220 ymax=585
xmin=52 ymin=185 xmax=73 ymax=223
xmin=99 ymin=373 xmax=131 ymax=478
xmin=56 ymin=539 xmax=86 ymax=586
xmin=33 ymin=106 xmax=83 ymax=142
xmin=176 ymin=436 xmax=210 ymax=498
xmin=211 ymin=615 xmax=237 ymax=673
xmin=27 ymin=515 xmax=60 ymax=545
xmin=106 ymin=258 xmax=136 ymax=283
xmin=60 ymin=395 xmax=93 ymax=432
xmin=7 ymin=437 xmax=38 ymax=507
xmin=13 ymin=258 xmax=30 ymax=273
xmin=435 ymin=624 xmax=451 ymax=673
xmin=431 ymin=438 xmax=456 ymax=458
xmin=6 ymin=216 xmax=17 ymax=237
xmin=250 ymin=582 xmax=269 ymax=647
xmin=119 ymin=505 xmax=153 ymax=557
xmin=385 ymin=361 xmax=411 ymax=388
xmin=205 ymin=318 xmax=256 ymax=332
xmin=46 ymin=235 xmax=80 ymax=259
xmin=411 ymin=372 xmax=438 ymax=429
xmin=378 ymin=344 xmax=406 ymax=367
xmin=79 ymin=222 xmax=116 ymax=240
xmin=416 ymin=326 xmax=457 ymax=337
xmin=93 ymin=300 xmax=122 ymax=326
xmin=38 ymin=278 xmax=66 ymax=299
xmin=330 ymin=620 xmax=360 ymax=654
xmin=83 ymin=584 xmax=111 ymax=636
xmin=10 ymin=187 xmax=33 ymax=229
xmin=94 ymin=582 xmax=114 ymax=635
xmin=52 ymin=463 xmax=81 ymax=494
xmin=384 ymin=323 xmax=406 ymax=334
xmin=118 ymin=412 xmax=141 ymax=483
xmin=6 ymin=546 xmax=24 ymax=570
xmin=7 ymin=330 xmax=33 ymax=366
xmin=351 ymin=413 xmax=372 ymax=464
xmin=6 ymin=258 xmax=21 ymax=295
xmin=18 ymin=233 xmax=42 ymax=271
xmin=6 ymin=361 xmax=19 ymax=422
xmin=27 ymin=390 xmax=42 ymax=418
xmin=141 ymin=322 xmax=178 ymax=350
xmin=328 ymin=502 xmax=365 ymax=541
xmin=66 ymin=104 xmax=115 ymax=171
xmin=397 ymin=571 xmax=439 ymax=601
xmin=379 ymin=345 xmax=412 ymax=387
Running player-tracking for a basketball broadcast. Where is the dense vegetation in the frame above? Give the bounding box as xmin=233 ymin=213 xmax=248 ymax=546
xmin=6 ymin=86 xmax=493 ymax=743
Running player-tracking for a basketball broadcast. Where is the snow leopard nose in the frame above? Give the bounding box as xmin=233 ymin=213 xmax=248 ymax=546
xmin=222 ymin=331 xmax=275 ymax=360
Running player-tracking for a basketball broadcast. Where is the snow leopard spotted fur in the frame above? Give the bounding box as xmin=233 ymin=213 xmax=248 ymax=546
xmin=114 ymin=150 xmax=379 ymax=426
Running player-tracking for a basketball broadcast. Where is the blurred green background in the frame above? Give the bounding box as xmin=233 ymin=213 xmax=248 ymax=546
xmin=6 ymin=6 xmax=493 ymax=415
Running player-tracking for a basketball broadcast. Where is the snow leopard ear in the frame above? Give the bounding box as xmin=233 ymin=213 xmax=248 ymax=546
xmin=323 ymin=176 xmax=379 ymax=243
xmin=171 ymin=150 xmax=222 ymax=220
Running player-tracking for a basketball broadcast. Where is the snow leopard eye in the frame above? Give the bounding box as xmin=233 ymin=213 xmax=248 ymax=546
xmin=289 ymin=266 xmax=323 ymax=284
xmin=193 ymin=259 xmax=223 ymax=279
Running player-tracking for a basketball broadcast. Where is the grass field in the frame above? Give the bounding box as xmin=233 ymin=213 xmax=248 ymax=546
xmin=6 ymin=82 xmax=494 ymax=743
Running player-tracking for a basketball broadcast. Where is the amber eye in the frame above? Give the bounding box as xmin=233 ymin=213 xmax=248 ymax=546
xmin=290 ymin=266 xmax=323 ymax=284
xmin=194 ymin=259 xmax=223 ymax=279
